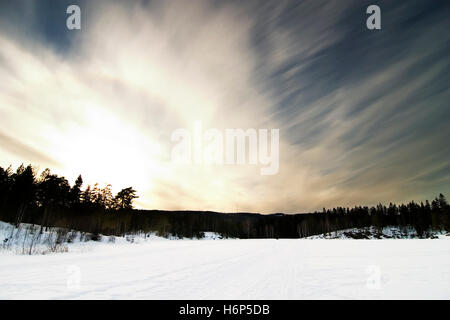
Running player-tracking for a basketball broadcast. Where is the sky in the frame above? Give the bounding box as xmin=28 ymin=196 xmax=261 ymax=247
xmin=0 ymin=0 xmax=449 ymax=213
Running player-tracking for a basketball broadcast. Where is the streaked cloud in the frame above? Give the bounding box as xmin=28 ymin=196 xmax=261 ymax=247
xmin=0 ymin=0 xmax=449 ymax=212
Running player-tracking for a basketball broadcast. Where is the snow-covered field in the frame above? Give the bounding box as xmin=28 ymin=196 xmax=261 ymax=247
xmin=1 ymin=226 xmax=450 ymax=299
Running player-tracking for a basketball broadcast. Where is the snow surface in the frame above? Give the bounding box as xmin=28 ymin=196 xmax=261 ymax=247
xmin=1 ymin=222 xmax=450 ymax=299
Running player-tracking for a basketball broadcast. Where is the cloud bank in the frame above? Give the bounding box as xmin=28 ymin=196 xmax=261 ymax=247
xmin=0 ymin=0 xmax=449 ymax=212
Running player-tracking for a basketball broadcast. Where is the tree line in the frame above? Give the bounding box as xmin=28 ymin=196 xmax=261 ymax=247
xmin=0 ymin=164 xmax=449 ymax=239
xmin=0 ymin=164 xmax=137 ymax=236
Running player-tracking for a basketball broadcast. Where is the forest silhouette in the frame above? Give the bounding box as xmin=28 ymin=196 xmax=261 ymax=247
xmin=0 ymin=164 xmax=449 ymax=239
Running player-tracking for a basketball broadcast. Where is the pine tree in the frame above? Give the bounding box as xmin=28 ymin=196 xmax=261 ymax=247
xmin=114 ymin=187 xmax=138 ymax=210
xmin=438 ymin=193 xmax=448 ymax=209
xmin=69 ymin=175 xmax=83 ymax=207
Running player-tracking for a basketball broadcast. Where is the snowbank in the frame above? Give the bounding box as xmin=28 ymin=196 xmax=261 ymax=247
xmin=305 ymin=226 xmax=450 ymax=239
xmin=0 ymin=221 xmax=227 ymax=255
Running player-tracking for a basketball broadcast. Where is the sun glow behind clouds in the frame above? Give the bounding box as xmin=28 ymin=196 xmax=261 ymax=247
xmin=52 ymin=107 xmax=163 ymax=195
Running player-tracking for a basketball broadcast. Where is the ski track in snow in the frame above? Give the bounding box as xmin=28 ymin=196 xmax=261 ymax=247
xmin=1 ymin=239 xmax=450 ymax=299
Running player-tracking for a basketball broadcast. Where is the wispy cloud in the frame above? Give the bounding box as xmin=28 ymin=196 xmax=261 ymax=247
xmin=0 ymin=0 xmax=449 ymax=212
